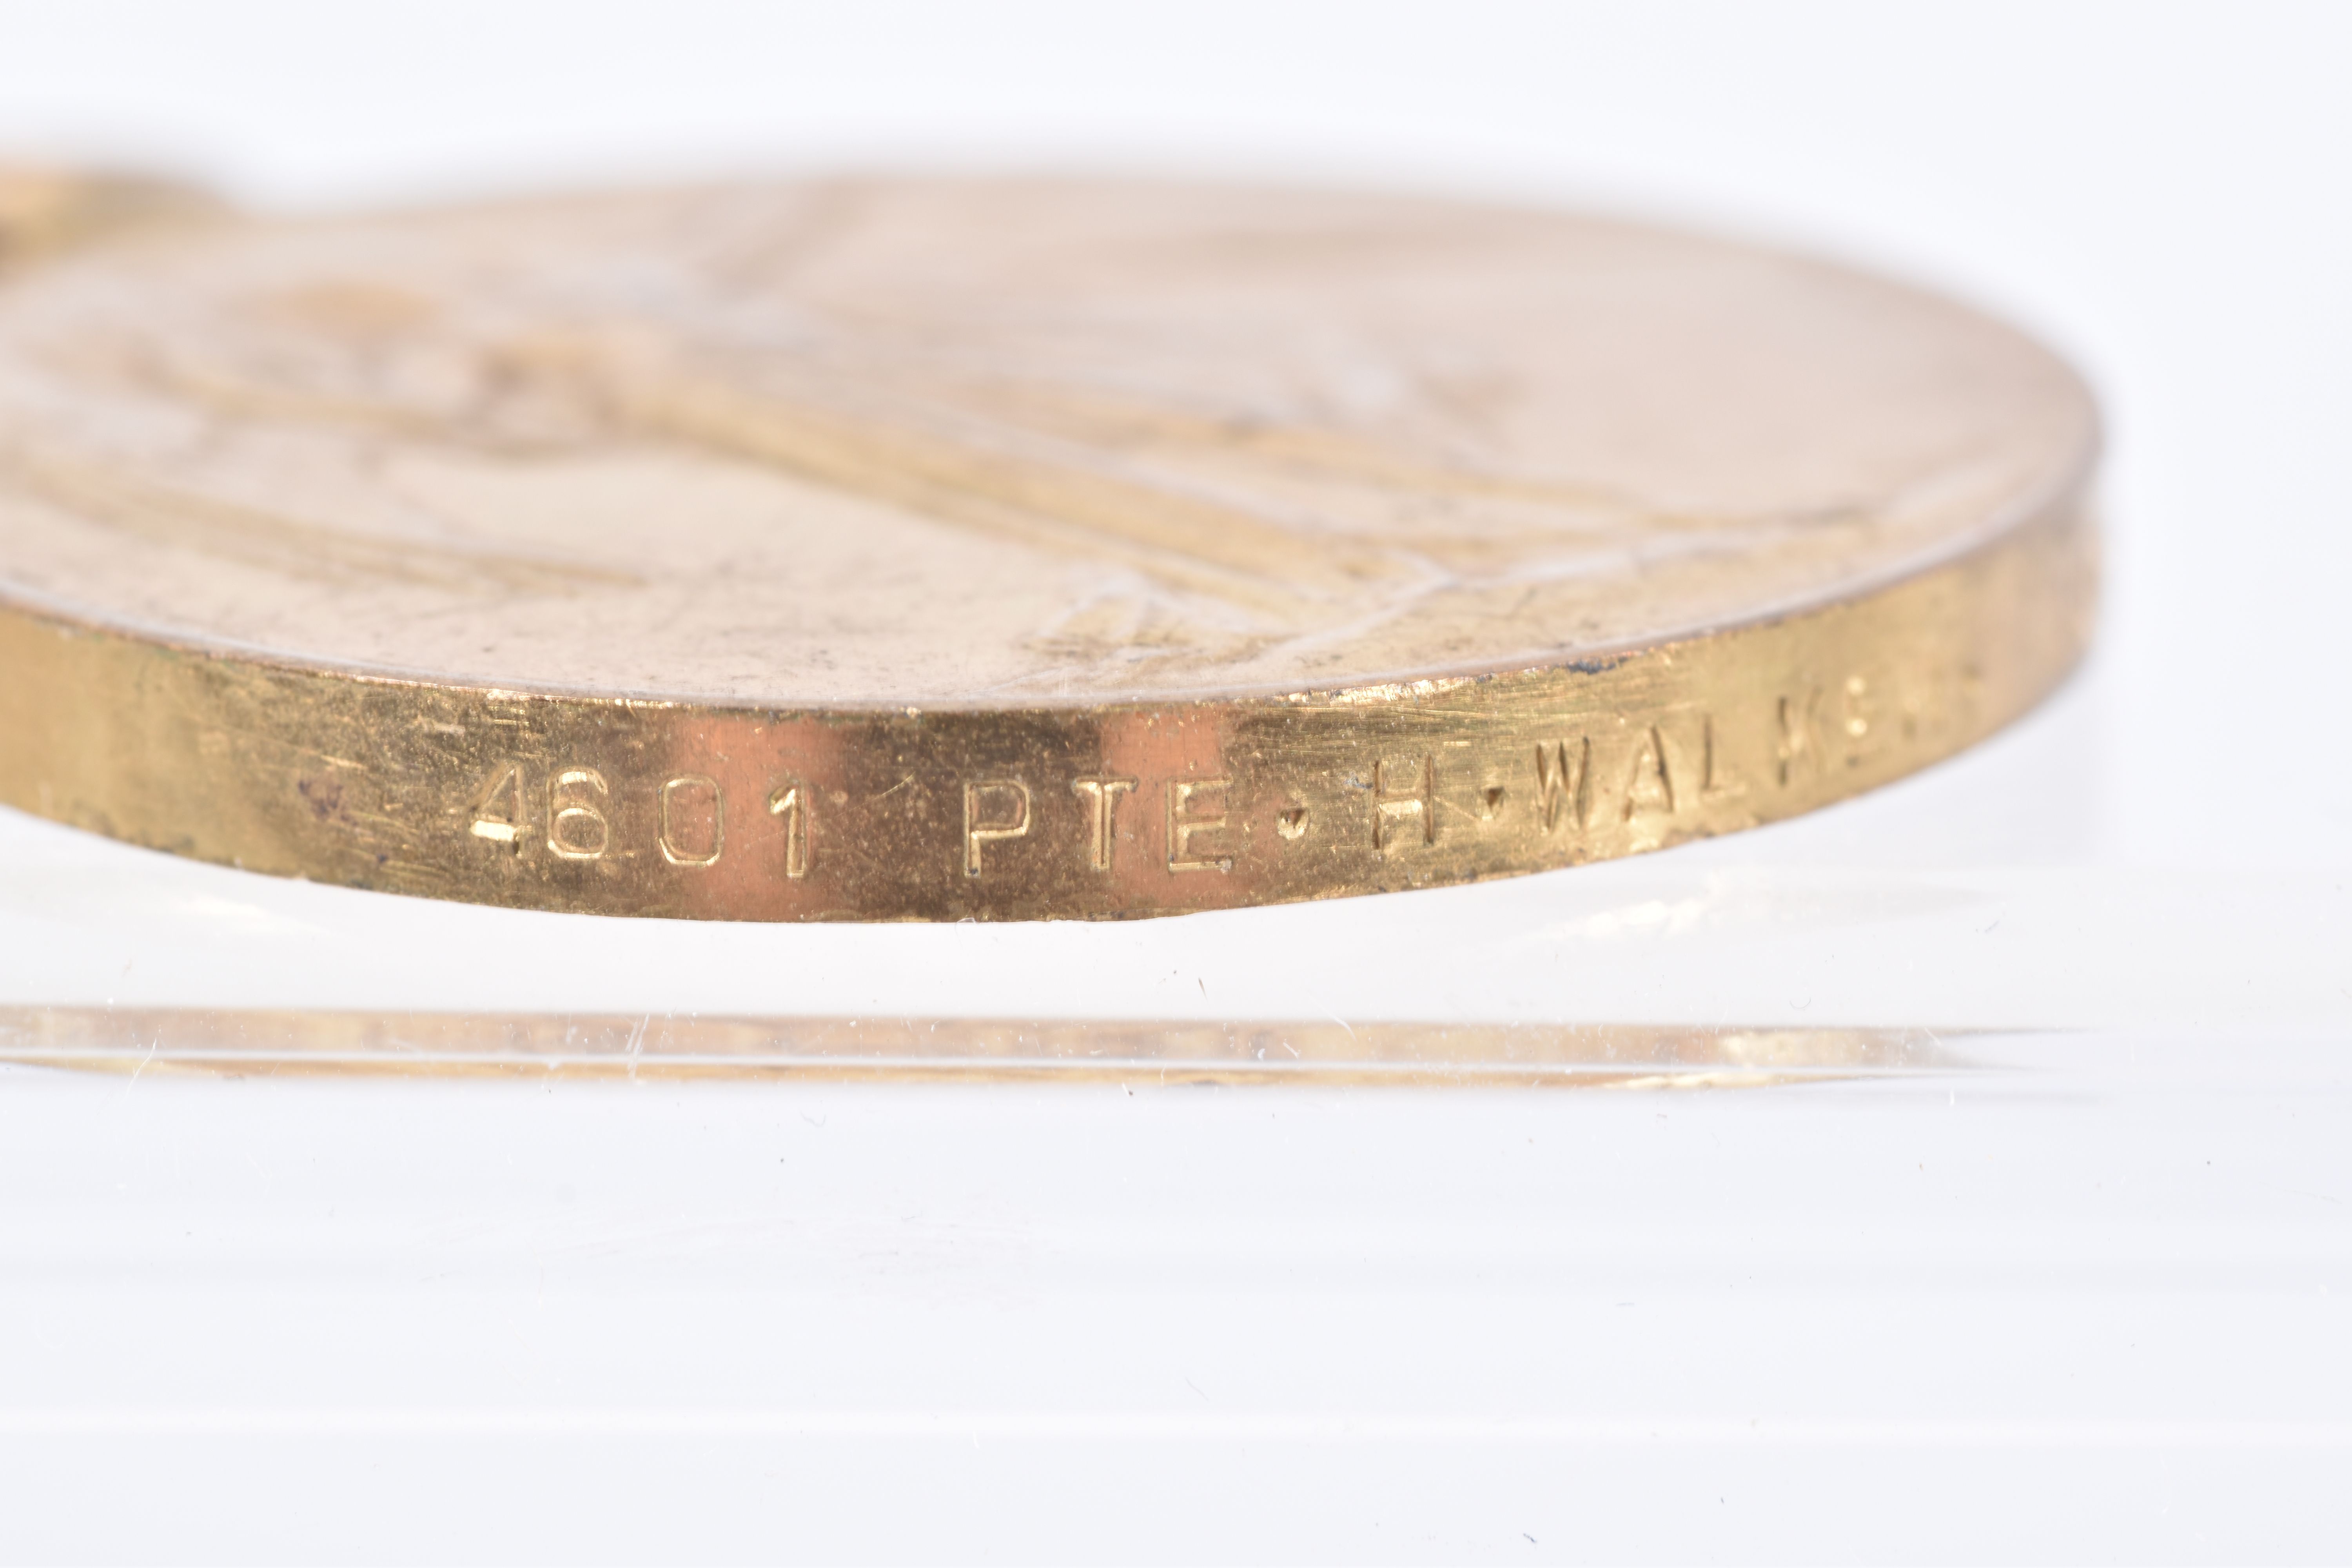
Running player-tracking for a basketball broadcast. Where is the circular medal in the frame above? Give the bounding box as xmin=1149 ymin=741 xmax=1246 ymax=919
xmin=0 ymin=175 xmax=2096 ymax=920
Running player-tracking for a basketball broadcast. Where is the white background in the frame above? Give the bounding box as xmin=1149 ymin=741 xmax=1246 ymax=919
xmin=0 ymin=4 xmax=2347 ymax=1562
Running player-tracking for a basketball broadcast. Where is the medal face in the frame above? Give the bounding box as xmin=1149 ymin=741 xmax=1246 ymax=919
xmin=0 ymin=178 xmax=2097 ymax=920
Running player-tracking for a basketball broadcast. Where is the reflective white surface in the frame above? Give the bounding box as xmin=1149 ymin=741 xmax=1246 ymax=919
xmin=1 ymin=1036 xmax=2346 ymax=1563
xmin=0 ymin=2 xmax=2347 ymax=1562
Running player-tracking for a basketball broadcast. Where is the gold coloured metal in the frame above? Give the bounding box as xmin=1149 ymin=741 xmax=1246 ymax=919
xmin=0 ymin=176 xmax=2097 ymax=920
xmin=0 ymin=163 xmax=223 ymax=272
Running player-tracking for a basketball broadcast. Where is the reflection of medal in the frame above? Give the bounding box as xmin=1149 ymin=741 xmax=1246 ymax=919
xmin=0 ymin=171 xmax=2096 ymax=921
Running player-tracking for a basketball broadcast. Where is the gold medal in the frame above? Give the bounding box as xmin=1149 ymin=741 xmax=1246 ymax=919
xmin=0 ymin=174 xmax=2096 ymax=920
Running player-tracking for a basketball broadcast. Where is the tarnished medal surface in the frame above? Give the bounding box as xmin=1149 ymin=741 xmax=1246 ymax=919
xmin=0 ymin=176 xmax=2096 ymax=920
